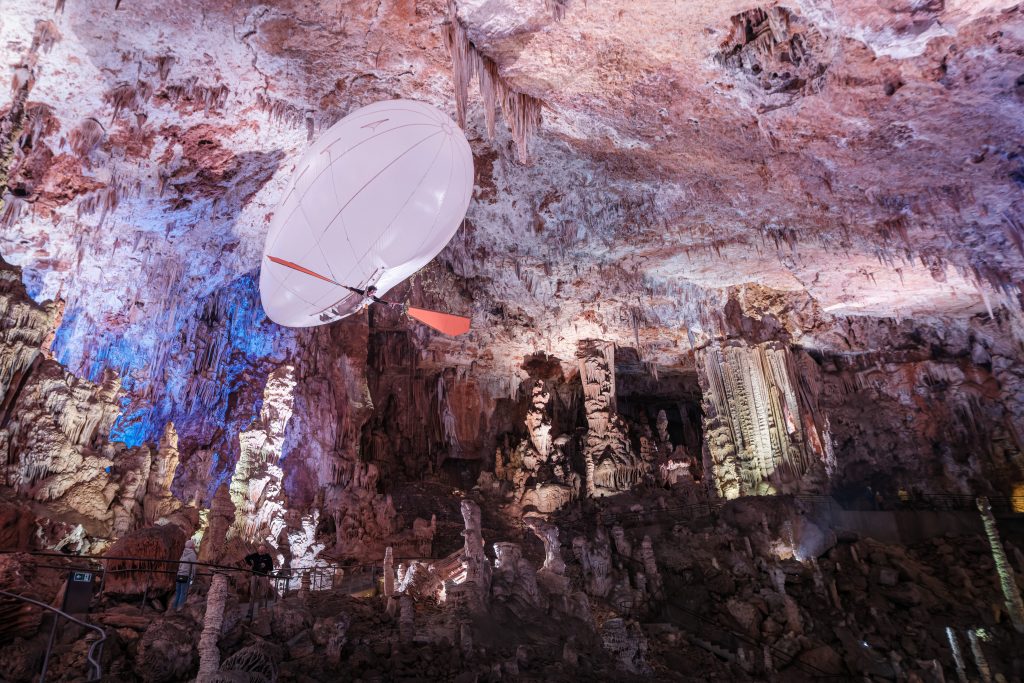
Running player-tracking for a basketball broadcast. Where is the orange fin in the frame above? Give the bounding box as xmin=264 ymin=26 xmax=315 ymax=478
xmin=267 ymin=255 xmax=341 ymax=287
xmin=407 ymin=306 xmax=471 ymax=336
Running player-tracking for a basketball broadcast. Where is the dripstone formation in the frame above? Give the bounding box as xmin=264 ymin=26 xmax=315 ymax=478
xmin=2 ymin=0 xmax=1024 ymax=681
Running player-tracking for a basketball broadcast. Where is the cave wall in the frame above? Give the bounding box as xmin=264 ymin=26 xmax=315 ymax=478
xmin=815 ymin=313 xmax=1024 ymax=498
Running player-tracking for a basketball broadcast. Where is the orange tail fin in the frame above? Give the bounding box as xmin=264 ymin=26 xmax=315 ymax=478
xmin=266 ymin=255 xmax=342 ymax=287
xmin=407 ymin=307 xmax=471 ymax=336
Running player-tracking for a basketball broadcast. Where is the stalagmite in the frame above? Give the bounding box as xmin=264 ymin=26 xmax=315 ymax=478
xmin=143 ymin=422 xmax=182 ymax=525
xmin=977 ymin=497 xmax=1024 ymax=633
xmin=967 ymin=629 xmax=992 ymax=683
xmin=196 ymin=573 xmax=228 ymax=683
xmin=399 ymin=595 xmax=414 ymax=643
xmin=946 ymin=627 xmax=968 ymax=683
xmin=577 ymin=340 xmax=651 ymax=496
xmin=196 ymin=485 xmax=235 ymax=682
xmin=384 ymin=546 xmax=396 ymax=616
xmin=639 ymin=536 xmax=663 ymax=600
xmin=459 ymin=499 xmax=490 ymax=610
xmin=230 ymin=365 xmax=297 ymax=545
xmin=525 ymin=516 xmax=566 ymax=576
xmin=199 ymin=484 xmax=233 ymax=565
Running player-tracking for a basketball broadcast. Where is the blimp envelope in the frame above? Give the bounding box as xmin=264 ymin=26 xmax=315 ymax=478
xmin=259 ymin=99 xmax=474 ymax=327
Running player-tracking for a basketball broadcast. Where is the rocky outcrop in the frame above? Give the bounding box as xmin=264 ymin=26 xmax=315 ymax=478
xmin=104 ymin=523 xmax=190 ymax=595
xmin=0 ymin=258 xmax=129 ymax=543
xmin=577 ymin=341 xmax=652 ymax=496
xmin=697 ymin=340 xmax=827 ymax=499
xmin=495 ymin=380 xmax=580 ymax=513
xmin=135 ymin=616 xmax=198 ymax=683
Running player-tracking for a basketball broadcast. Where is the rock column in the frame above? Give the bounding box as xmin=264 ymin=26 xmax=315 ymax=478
xmin=977 ymin=496 xmax=1024 ymax=633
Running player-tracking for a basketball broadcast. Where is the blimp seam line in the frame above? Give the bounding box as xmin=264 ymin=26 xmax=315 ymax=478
xmin=297 ymin=200 xmax=342 ymax=283
xmin=319 ymin=129 xmax=444 ymax=239
xmin=370 ymin=137 xmax=456 ymax=272
xmin=369 ymin=129 xmax=448 ymax=263
xmin=340 ymin=104 xmax=439 ymax=124
xmin=351 ymin=141 xmax=446 ymax=272
xmin=322 ymin=122 xmax=437 ymax=160
xmin=267 ymin=200 xmax=306 ymax=257
xmin=264 ymin=263 xmax=321 ymax=308
xmin=407 ymin=136 xmax=458 ymax=258
xmin=270 ymin=204 xmax=324 ymax=288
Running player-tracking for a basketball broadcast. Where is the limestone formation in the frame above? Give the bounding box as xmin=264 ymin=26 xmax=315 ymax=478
xmin=199 ymin=483 xmax=234 ymax=565
xmin=697 ymin=341 xmax=826 ymax=498
xmin=498 ymin=380 xmax=580 ymax=513
xmin=196 ymin=573 xmax=228 ymax=683
xmin=978 ymin=496 xmax=1024 ymax=633
xmin=383 ymin=546 xmax=396 ymax=615
xmin=2 ymin=0 xmax=1024 ymax=680
xmin=399 ymin=594 xmax=414 ymax=644
xmin=459 ymin=499 xmax=490 ymax=611
xmin=143 ymin=422 xmax=183 ymax=525
xmin=134 ymin=617 xmax=198 ymax=683
xmin=492 ymin=542 xmax=540 ymax=607
xmin=600 ymin=617 xmax=651 ymax=675
xmin=577 ymin=341 xmax=652 ymax=496
xmin=230 ymin=365 xmax=296 ymax=547
xmin=573 ymin=528 xmax=613 ymax=598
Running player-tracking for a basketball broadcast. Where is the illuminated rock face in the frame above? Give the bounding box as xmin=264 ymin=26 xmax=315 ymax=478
xmin=697 ymin=340 xmax=828 ymax=498
xmin=495 ymin=379 xmax=580 ymax=512
xmin=578 ymin=340 xmax=653 ymax=496
xmin=3 ymin=2 xmax=1024 ymax=677
xmin=0 ymin=0 xmax=1023 ymax=542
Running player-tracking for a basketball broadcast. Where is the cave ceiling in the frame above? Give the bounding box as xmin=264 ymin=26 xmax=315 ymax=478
xmin=2 ymin=0 xmax=1023 ymax=409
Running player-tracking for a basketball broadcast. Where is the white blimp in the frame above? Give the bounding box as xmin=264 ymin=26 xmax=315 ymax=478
xmin=259 ymin=99 xmax=474 ymax=335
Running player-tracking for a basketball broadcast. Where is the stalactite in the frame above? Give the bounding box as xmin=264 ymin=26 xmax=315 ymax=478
xmin=442 ymin=0 xmax=542 ymax=162
xmin=69 ymin=118 xmax=105 ymax=159
xmin=154 ymin=54 xmax=175 ymax=82
xmin=977 ymin=496 xmax=1024 ymax=633
xmin=545 ymin=0 xmax=569 ymax=20
xmin=30 ymin=21 xmax=61 ymax=54
xmin=162 ymin=78 xmax=229 ymax=114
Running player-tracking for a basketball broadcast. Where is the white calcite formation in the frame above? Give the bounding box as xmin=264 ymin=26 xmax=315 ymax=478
xmin=578 ymin=340 xmax=652 ymax=496
xmin=698 ymin=340 xmax=828 ymax=498
xmin=230 ymin=364 xmax=296 ymax=544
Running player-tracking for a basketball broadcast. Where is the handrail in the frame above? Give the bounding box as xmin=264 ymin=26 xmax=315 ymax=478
xmin=0 ymin=588 xmax=106 ymax=682
xmin=0 ymin=549 xmax=425 ymax=575
xmin=0 ymin=550 xmax=412 ymax=598
xmin=0 ymin=549 xmax=377 ymax=579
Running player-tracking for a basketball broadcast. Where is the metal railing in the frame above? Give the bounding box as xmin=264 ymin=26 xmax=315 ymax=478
xmin=0 ymin=550 xmax=445 ymax=604
xmin=0 ymin=588 xmax=106 ymax=682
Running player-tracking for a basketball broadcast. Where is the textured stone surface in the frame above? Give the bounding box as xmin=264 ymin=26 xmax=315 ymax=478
xmin=1 ymin=3 xmax=1024 ymax=679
